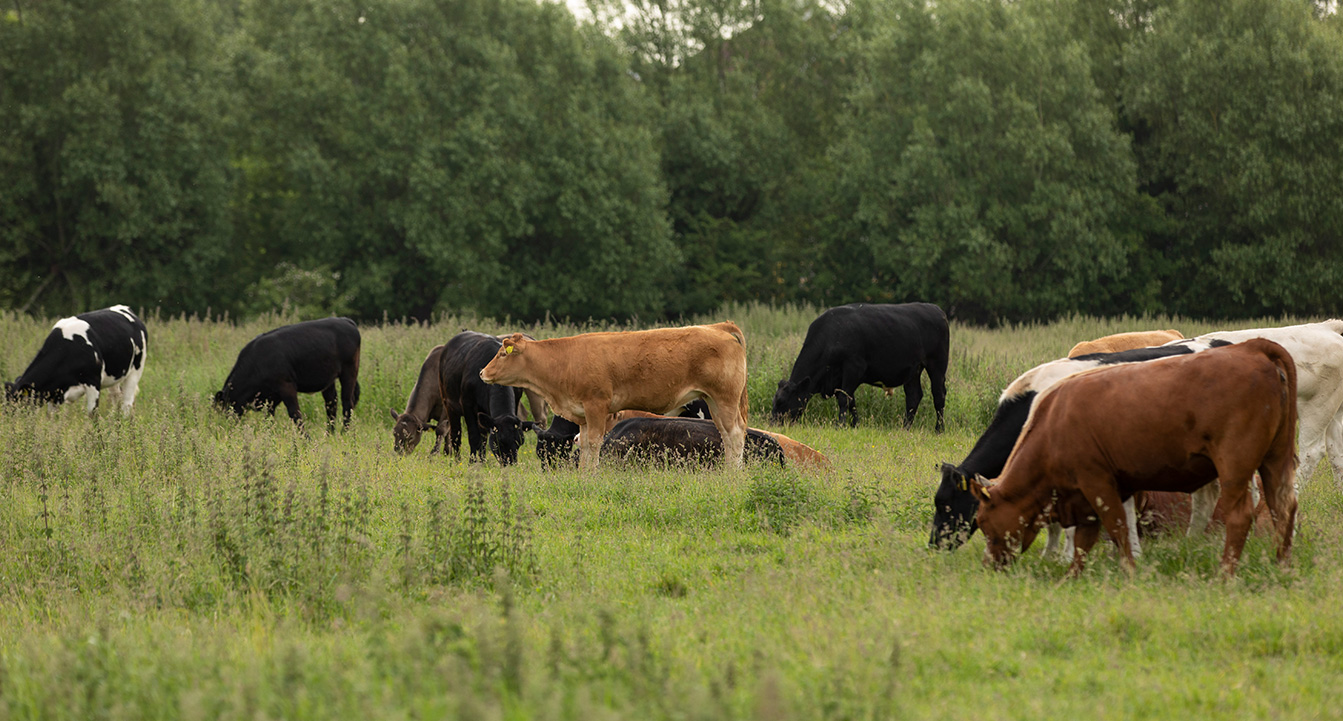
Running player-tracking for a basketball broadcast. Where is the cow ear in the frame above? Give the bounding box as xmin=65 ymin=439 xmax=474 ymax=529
xmin=777 ymin=378 xmax=788 ymax=389
xmin=422 ymin=420 xmax=435 ymax=432
xmin=389 ymin=408 xmax=400 ymax=423
xmin=968 ymin=474 xmax=995 ymax=503
xmin=521 ymin=420 xmax=540 ymax=433
xmin=476 ymin=412 xmax=495 ymax=430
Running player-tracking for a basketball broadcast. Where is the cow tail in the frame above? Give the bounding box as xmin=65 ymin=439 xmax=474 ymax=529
xmin=353 ymin=380 xmax=362 ymax=408
xmin=1269 ymin=343 xmax=1299 ymax=469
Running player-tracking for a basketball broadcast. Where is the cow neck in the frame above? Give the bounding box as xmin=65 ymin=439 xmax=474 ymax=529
xmin=403 ymin=349 xmax=443 ymax=422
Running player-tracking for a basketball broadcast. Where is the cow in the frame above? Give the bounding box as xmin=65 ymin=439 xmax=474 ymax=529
xmin=530 ymin=403 xmax=705 ymax=470
xmin=929 ymin=341 xmax=1222 ymax=553
xmin=479 ymin=322 xmax=749 ymax=470
xmin=1181 ymin=320 xmax=1343 ymax=488
xmin=968 ymin=339 xmax=1298 ymax=577
xmin=437 ymin=331 xmax=541 ymax=466
xmin=771 ymin=303 xmax=949 ymax=430
xmin=5 ymin=304 xmax=147 ymax=414
xmin=1067 ymin=329 xmax=1183 ymax=358
xmin=390 ymin=341 xmax=548 ymax=456
xmin=214 ymin=317 xmax=361 ymax=430
xmin=600 ymin=416 xmax=785 ymax=468
xmin=389 ymin=344 xmax=451 ymax=455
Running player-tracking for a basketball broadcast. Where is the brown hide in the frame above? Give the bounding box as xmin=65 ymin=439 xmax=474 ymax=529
xmin=1137 ymin=483 xmax=1274 ymax=538
xmin=974 ymin=339 xmax=1299 ymax=577
xmin=390 ymin=344 xmax=447 ymax=454
xmin=479 ymin=322 xmax=749 ymax=469
xmin=1067 ymin=329 xmax=1183 ymax=358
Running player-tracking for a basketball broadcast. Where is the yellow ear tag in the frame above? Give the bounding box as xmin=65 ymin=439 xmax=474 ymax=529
xmin=504 ymin=345 xmax=515 ymax=355
xmin=959 ymin=478 xmax=967 ymax=492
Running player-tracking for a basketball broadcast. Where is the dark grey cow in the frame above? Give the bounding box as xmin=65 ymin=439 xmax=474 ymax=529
xmin=772 ymin=303 xmax=949 ymax=430
xmin=214 ymin=317 xmax=361 ymax=430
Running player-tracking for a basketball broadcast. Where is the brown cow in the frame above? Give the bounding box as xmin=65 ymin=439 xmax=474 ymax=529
xmin=1067 ymin=329 xmax=1183 ymax=358
xmin=478 ymin=322 xmax=750 ymax=469
xmin=969 ymin=339 xmax=1298 ymax=577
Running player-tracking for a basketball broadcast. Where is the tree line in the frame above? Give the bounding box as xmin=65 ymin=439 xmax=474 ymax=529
xmin=2 ymin=0 xmax=1341 ymax=324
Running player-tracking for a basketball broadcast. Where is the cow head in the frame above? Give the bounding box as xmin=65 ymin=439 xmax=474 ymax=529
xmin=770 ymin=377 xmax=810 ymax=423
xmin=480 ymin=334 xmax=529 ymax=386
xmin=477 ymin=412 xmax=539 ymax=466
xmin=928 ymin=463 xmax=981 ymax=550
xmin=970 ymin=474 xmax=1041 ymax=569
xmin=213 ymin=387 xmax=249 ymax=417
xmin=535 ymin=424 xmax=579 ymax=470
xmin=390 ymin=409 xmax=433 ymax=455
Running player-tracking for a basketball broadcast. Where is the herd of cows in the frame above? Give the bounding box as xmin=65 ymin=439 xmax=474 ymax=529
xmin=6 ymin=302 xmax=1343 ymax=579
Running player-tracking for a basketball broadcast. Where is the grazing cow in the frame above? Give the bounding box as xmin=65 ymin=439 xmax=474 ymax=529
xmin=389 ymin=342 xmax=547 ymax=456
xmin=438 ymin=331 xmax=540 ymax=466
xmin=214 ymin=317 xmax=361 ymax=429
xmin=479 ymin=322 xmax=749 ymax=470
xmin=929 ymin=341 xmax=1222 ymax=552
xmin=969 ymin=339 xmax=1298 ymax=577
xmin=1182 ymin=320 xmax=1343 ymax=487
xmin=389 ymin=344 xmax=451 ymax=455
xmin=600 ymin=417 xmax=785 ymax=468
xmin=1067 ymin=329 xmax=1183 ymax=358
xmin=5 ymin=304 xmax=147 ymax=414
xmin=772 ymin=303 xmax=949 ymax=430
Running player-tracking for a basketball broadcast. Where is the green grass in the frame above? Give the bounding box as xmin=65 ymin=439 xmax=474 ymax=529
xmin=1 ymin=306 xmax=1342 ymax=719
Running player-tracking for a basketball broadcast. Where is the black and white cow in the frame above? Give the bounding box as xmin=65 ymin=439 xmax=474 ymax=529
xmin=439 ymin=331 xmax=540 ymax=466
xmin=214 ymin=317 xmax=361 ymax=430
xmin=6 ymin=304 xmax=147 ymax=413
xmin=772 ymin=303 xmax=949 ymax=430
xmin=928 ymin=342 xmax=1222 ymax=552
xmin=600 ymin=416 xmax=785 ymax=468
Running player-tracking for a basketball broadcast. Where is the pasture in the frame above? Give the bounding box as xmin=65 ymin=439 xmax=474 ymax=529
xmin=2 ymin=305 xmax=1342 ymax=720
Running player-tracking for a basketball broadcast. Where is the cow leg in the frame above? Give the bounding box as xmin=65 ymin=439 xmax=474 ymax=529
xmin=465 ymin=414 xmax=488 ymax=463
xmin=1068 ymin=524 xmax=1101 ymax=578
xmin=1041 ymin=523 xmax=1070 ymax=563
xmin=1326 ymin=412 xmax=1343 ymax=488
xmin=1077 ymin=477 xmax=1135 ymax=574
xmin=577 ymin=415 xmax=603 ymax=471
xmin=902 ymin=375 xmax=923 ymax=430
xmin=1188 ymin=481 xmax=1220 ymax=536
xmin=321 ymin=383 xmax=339 ymax=432
xmin=834 ymin=389 xmax=857 ymax=428
xmin=1258 ymin=445 xmax=1299 ymax=565
xmin=1123 ymin=496 xmax=1142 ymax=558
xmin=1217 ymin=475 xmax=1256 ymax=576
xmin=339 ymin=371 xmax=358 ymax=429
xmin=430 ymin=426 xmax=446 ymax=455
xmin=446 ymin=409 xmax=463 ymax=460
xmin=279 ymin=388 xmax=304 ymax=430
xmin=928 ymin=362 xmax=947 ymax=434
xmin=119 ymin=365 xmax=144 ymax=413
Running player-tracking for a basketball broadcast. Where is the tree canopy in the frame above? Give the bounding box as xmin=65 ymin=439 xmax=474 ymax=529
xmin=2 ymin=0 xmax=1340 ymax=322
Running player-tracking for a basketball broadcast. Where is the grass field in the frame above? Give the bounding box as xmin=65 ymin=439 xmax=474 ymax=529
xmin=2 ymin=305 xmax=1342 ymax=720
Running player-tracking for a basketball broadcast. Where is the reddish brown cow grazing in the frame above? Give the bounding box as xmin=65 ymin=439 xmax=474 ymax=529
xmin=1067 ymin=329 xmax=1183 ymax=358
xmin=970 ymin=339 xmax=1299 ymax=577
xmin=478 ymin=322 xmax=749 ymax=470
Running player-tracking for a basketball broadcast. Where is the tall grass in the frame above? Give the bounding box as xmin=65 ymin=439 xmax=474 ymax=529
xmin=1 ymin=307 xmax=1341 ymax=719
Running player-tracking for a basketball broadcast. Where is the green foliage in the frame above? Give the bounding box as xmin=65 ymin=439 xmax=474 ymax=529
xmin=1123 ymin=0 xmax=1343 ymax=317
xmin=5 ymin=0 xmax=1343 ymax=324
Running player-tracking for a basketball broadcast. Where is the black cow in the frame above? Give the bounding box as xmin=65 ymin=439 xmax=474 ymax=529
xmin=928 ymin=340 xmax=1226 ymax=550
xmin=389 ymin=344 xmax=451 ymax=455
xmin=533 ymin=400 xmax=713 ymax=470
xmin=600 ymin=416 xmax=785 ymax=468
xmin=772 ymin=303 xmax=950 ymax=430
xmin=214 ymin=317 xmax=361 ymax=430
xmin=439 ymin=331 xmax=540 ymax=466
xmin=6 ymin=305 xmax=148 ymax=414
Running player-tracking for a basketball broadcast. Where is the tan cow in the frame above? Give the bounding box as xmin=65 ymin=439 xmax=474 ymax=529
xmin=1067 ymin=329 xmax=1183 ymax=357
xmin=479 ymin=322 xmax=749 ymax=469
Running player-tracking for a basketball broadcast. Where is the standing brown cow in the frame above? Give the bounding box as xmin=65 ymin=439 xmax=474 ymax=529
xmin=970 ymin=339 xmax=1298 ymax=577
xmin=479 ymin=322 xmax=749 ymax=470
